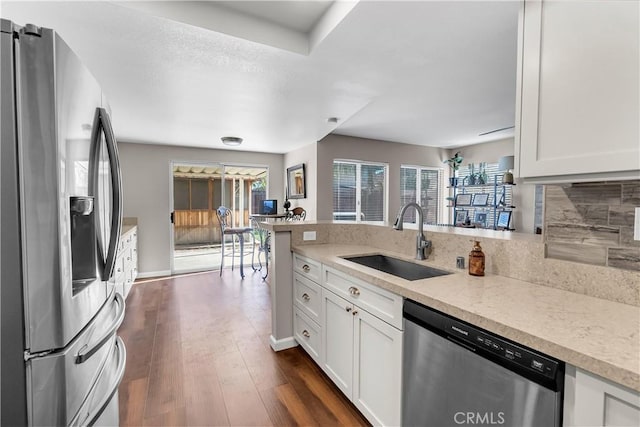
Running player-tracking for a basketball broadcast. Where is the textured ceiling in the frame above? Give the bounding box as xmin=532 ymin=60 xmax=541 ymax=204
xmin=2 ymin=1 xmax=519 ymax=154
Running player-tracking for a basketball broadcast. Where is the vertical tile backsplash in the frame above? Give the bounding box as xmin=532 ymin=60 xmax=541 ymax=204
xmin=544 ymin=181 xmax=640 ymax=271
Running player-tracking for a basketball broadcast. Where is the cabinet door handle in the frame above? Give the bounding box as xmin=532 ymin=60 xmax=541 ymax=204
xmin=349 ymin=286 xmax=360 ymax=296
xmin=352 ymin=310 xmax=358 ymax=316
xmin=302 ymin=264 xmax=310 ymax=273
xmin=302 ymin=330 xmax=310 ymax=338
xmin=346 ymin=306 xmax=352 ymax=312
xmin=302 ymin=293 xmax=310 ymax=301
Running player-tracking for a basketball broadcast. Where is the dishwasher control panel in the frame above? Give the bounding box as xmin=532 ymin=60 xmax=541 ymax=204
xmin=446 ymin=318 xmax=559 ymax=380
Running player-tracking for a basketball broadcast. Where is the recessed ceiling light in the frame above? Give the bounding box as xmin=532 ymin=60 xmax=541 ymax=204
xmin=221 ymin=136 xmax=243 ymax=146
xmin=327 ymin=117 xmax=339 ymax=124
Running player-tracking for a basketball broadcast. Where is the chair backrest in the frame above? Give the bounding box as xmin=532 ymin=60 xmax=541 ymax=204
xmin=288 ymin=207 xmax=306 ymax=221
xmin=216 ymin=206 xmax=233 ymax=231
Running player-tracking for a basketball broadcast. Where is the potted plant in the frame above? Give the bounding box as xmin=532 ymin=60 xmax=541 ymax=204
xmin=444 ymin=151 xmax=463 ymax=186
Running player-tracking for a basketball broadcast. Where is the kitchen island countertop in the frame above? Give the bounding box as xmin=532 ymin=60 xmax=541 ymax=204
xmin=292 ymin=243 xmax=640 ymax=392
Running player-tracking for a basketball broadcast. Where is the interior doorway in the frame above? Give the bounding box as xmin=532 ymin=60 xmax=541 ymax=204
xmin=170 ymin=162 xmax=269 ymax=274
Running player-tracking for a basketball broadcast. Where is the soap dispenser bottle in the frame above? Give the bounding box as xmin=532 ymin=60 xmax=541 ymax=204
xmin=469 ymin=240 xmax=485 ymax=276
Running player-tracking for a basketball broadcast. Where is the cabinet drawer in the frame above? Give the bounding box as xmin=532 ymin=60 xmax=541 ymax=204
xmin=323 ymin=266 xmax=403 ymax=330
xmin=294 ymin=273 xmax=322 ymax=323
xmin=294 ymin=307 xmax=322 ymax=364
xmin=293 ymin=253 xmax=321 ymax=283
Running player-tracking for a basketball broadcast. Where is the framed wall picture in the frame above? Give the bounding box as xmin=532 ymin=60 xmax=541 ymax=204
xmin=454 ymin=193 xmax=472 ymax=206
xmin=474 ymin=212 xmax=488 ymax=228
xmin=497 ymin=211 xmax=512 ymax=229
xmin=286 ymin=163 xmax=306 ymax=199
xmin=454 ymin=210 xmax=468 ymax=225
xmin=471 ymin=193 xmax=489 ymax=206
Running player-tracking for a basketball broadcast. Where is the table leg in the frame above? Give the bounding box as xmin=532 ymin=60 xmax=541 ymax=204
xmin=239 ymin=233 xmax=245 ymax=278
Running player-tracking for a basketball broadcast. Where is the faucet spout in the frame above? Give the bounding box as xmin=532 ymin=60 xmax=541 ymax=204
xmin=393 ymin=202 xmax=431 ymax=260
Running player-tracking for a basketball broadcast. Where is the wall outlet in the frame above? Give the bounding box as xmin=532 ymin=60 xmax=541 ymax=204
xmin=303 ymin=230 xmax=317 ymax=241
xmin=634 ymin=207 xmax=640 ymax=241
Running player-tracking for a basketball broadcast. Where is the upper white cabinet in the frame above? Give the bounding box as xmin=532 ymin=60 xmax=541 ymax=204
xmin=516 ymin=0 xmax=639 ymax=183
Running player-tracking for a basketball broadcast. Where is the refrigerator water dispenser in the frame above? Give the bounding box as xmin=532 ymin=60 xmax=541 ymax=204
xmin=70 ymin=196 xmax=97 ymax=285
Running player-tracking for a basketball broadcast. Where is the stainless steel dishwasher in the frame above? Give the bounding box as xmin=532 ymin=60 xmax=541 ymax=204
xmin=403 ymin=300 xmax=564 ymax=426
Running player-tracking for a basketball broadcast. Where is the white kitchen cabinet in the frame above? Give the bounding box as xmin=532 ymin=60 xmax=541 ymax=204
xmin=323 ymin=265 xmax=403 ymax=330
xmin=292 ymin=254 xmax=403 ymax=426
xmin=293 ymin=252 xmax=321 ymax=283
xmin=112 ymin=226 xmax=138 ymax=299
xmin=321 ymin=287 xmax=403 ymax=426
xmin=322 ymin=288 xmax=355 ymax=398
xmin=564 ymin=366 xmax=640 ymax=426
xmin=352 ymin=305 xmax=403 ymax=426
xmin=516 ymin=0 xmax=639 ymax=182
xmin=293 ymin=267 xmax=323 ymax=365
xmin=293 ymin=307 xmax=322 ymax=364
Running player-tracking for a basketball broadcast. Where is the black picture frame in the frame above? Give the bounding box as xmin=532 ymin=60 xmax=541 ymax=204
xmin=474 ymin=212 xmax=488 ymax=228
xmin=455 ymin=193 xmax=472 ymax=206
xmin=497 ymin=211 xmax=512 ymax=229
xmin=286 ymin=163 xmax=306 ymax=199
xmin=472 ymin=193 xmax=489 ymax=206
xmin=454 ymin=210 xmax=468 ymax=225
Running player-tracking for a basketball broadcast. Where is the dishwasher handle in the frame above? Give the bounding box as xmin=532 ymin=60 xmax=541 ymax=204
xmin=446 ymin=334 xmax=477 ymax=353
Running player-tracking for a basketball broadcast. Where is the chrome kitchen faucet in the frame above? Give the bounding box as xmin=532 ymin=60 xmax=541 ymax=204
xmin=393 ymin=202 xmax=431 ymax=260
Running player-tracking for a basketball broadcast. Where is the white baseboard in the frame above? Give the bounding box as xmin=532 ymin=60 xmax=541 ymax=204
xmin=136 ymin=270 xmax=171 ymax=279
xmin=270 ymin=335 xmax=298 ymax=352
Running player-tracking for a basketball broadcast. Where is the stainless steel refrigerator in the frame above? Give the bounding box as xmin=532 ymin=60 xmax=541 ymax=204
xmin=1 ymin=19 xmax=127 ymax=426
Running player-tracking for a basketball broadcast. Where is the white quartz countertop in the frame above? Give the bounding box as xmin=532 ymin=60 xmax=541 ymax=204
xmin=292 ymin=244 xmax=640 ymax=392
xmin=122 ymin=224 xmax=137 ymax=235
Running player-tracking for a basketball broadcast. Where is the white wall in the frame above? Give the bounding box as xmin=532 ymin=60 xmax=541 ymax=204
xmin=118 ymin=141 xmax=284 ymax=277
xmin=316 ymin=134 xmax=448 ymax=222
xmin=284 ymin=142 xmax=317 ymax=220
xmin=447 ymin=138 xmax=537 ymax=233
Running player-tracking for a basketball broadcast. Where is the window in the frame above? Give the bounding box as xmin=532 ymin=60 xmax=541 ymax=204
xmin=400 ymin=166 xmax=443 ymax=225
xmin=455 ymin=162 xmax=506 ymax=228
xmin=333 ymin=160 xmax=387 ymax=222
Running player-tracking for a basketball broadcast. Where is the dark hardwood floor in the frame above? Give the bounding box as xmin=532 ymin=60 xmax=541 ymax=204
xmin=117 ymin=269 xmax=370 ymax=426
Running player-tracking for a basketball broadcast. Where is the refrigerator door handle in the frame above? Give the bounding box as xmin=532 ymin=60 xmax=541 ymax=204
xmin=70 ymin=336 xmax=127 ymax=427
xmin=90 ymin=107 xmax=123 ymax=280
xmin=75 ymin=292 xmax=125 ymax=364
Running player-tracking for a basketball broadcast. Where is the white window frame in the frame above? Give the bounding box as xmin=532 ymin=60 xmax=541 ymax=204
xmin=333 ymin=159 xmax=389 ymax=223
xmin=400 ymin=165 xmax=444 ymax=226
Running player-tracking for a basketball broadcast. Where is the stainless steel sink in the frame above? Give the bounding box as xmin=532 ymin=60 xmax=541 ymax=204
xmin=342 ymin=254 xmax=451 ymax=281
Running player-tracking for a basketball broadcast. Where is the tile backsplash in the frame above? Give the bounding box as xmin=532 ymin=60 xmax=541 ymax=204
xmin=544 ymin=181 xmax=640 ymax=271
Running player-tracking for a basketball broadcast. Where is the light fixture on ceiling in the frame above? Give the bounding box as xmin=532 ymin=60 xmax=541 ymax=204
xmin=221 ymin=136 xmax=243 ymax=146
xmin=327 ymin=117 xmax=339 ymax=124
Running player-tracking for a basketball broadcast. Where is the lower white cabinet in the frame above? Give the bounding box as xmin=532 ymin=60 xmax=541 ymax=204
xmin=293 ymin=307 xmax=322 ymax=364
xmin=321 ymin=287 xmax=403 ymax=426
xmin=352 ymin=304 xmax=402 ymax=426
xmin=292 ymin=255 xmax=403 ymax=426
xmin=564 ymin=366 xmax=640 ymax=426
xmin=322 ymin=289 xmax=355 ymax=398
xmin=113 ymin=226 xmax=138 ymax=299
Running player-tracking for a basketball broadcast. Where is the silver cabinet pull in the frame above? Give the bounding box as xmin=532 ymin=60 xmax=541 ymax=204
xmin=352 ymin=310 xmax=358 ymax=316
xmin=349 ymin=286 xmax=360 ymax=296
xmin=302 ymin=330 xmax=310 ymax=338
xmin=302 ymin=264 xmax=310 ymax=273
xmin=302 ymin=293 xmax=310 ymax=301
xmin=346 ymin=306 xmax=352 ymax=312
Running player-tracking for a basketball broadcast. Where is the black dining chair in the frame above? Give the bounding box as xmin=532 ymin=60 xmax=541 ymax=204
xmin=216 ymin=206 xmax=253 ymax=278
